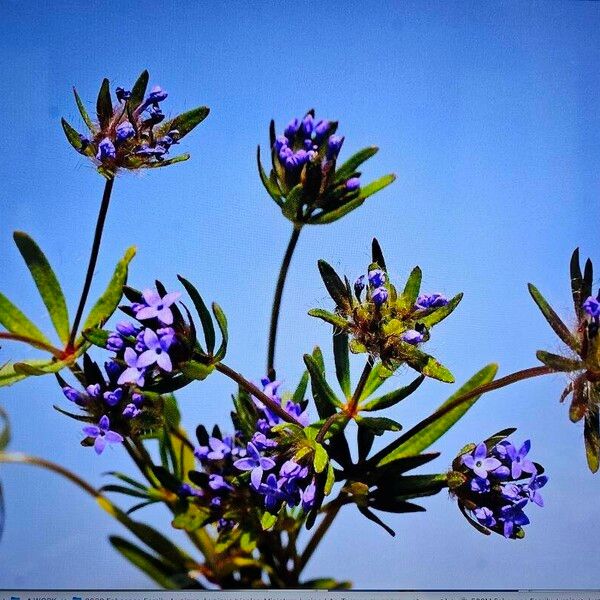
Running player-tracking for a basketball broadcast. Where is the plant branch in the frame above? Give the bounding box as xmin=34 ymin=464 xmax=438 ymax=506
xmin=216 ymin=361 xmax=302 ymax=426
xmin=0 ymin=332 xmax=63 ymax=358
xmin=267 ymin=225 xmax=302 ymax=381
xmin=67 ymin=177 xmax=115 ymax=350
xmin=368 ymin=364 xmax=554 ymax=466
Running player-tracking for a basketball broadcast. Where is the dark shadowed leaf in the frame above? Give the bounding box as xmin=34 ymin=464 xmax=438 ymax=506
xmin=257 ymin=146 xmax=283 ymax=205
xmin=96 ymin=78 xmax=112 ymax=129
xmin=334 ymin=146 xmax=378 ymax=183
xmin=584 ymin=404 xmax=600 ymax=473
xmin=361 ymin=375 xmax=424 ymax=411
xmin=212 ymin=302 xmax=228 ymax=361
xmin=355 ymin=416 xmax=401 ymax=436
xmin=177 ymin=275 xmax=215 ymax=354
xmin=129 ymin=70 xmax=149 ymax=110
xmin=73 ymin=87 xmax=95 ymax=131
xmin=333 ymin=332 xmax=351 ymax=398
xmin=317 ymin=260 xmax=351 ymax=310
xmin=304 ymin=353 xmax=342 ymax=419
xmin=536 ymin=350 xmax=583 ymax=372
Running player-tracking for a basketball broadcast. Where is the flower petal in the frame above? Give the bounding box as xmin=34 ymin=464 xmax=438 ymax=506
xmin=234 ymin=458 xmax=256 ymax=471
xmin=82 ymin=425 xmax=100 ymax=437
xmin=142 ymin=289 xmax=161 ymax=306
xmin=105 ymin=430 xmax=124 ymax=444
xmin=136 ymin=306 xmax=158 ymax=321
xmin=162 ymin=292 xmax=181 ymax=307
xmin=156 ymin=351 xmax=172 ymax=372
xmin=157 ymin=307 xmax=174 ymax=325
xmin=143 ymin=328 xmax=160 ymax=350
xmin=94 ymin=436 xmax=106 ymax=455
xmin=99 ymin=415 xmax=110 ymax=431
xmin=251 ymin=467 xmax=263 ymax=489
xmin=137 ymin=349 xmax=158 ymax=368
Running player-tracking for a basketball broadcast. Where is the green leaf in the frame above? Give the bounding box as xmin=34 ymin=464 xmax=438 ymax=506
xmin=141 ymin=154 xmax=190 ymax=169
xmin=0 ymin=360 xmax=48 ymax=387
xmin=161 ymin=106 xmax=210 ymax=140
xmin=584 ymin=404 xmax=600 ymax=473
xmin=357 ymin=173 xmax=396 ymax=200
xmin=359 ymin=362 xmax=394 ymax=400
xmin=104 ymin=471 xmax=147 ymax=491
xmin=371 ymin=238 xmax=387 ymax=271
xmin=303 ymin=353 xmax=342 ymax=419
xmin=261 ymin=511 xmax=277 ymax=531
xmin=177 ymin=275 xmax=215 ymax=354
xmin=82 ymin=327 xmax=110 ymax=348
xmin=401 ymin=345 xmax=455 ymax=383
xmin=96 ymin=78 xmax=112 ymax=129
xmin=13 ymin=356 xmax=79 ymax=376
xmin=129 ymin=70 xmax=149 ymax=110
xmin=282 ymin=183 xmax=305 ymax=222
xmin=419 ymin=293 xmax=463 ymax=327
xmin=317 ymin=260 xmax=351 ymax=310
xmin=181 ymin=360 xmax=214 ymax=381
xmin=0 ymin=293 xmax=51 ymax=346
xmin=72 ymin=87 xmax=94 ymax=131
xmin=109 ymin=537 xmax=192 ymax=589
xmin=307 ymin=197 xmax=365 ymax=225
xmin=0 ymin=405 xmax=9 ymax=451
xmin=536 ymin=350 xmax=583 ymax=372
xmin=570 ymin=248 xmax=584 ymax=316
xmin=61 ymin=118 xmax=91 ymax=155
xmin=100 ymin=484 xmax=149 ymax=499
xmin=257 ymin=146 xmax=283 ymax=206
xmin=13 ymin=232 xmax=70 ymax=344
xmin=308 ymin=308 xmax=348 ymax=329
xmin=292 ymin=371 xmax=309 ymax=405
xmin=171 ymin=504 xmax=211 ymax=532
xmin=334 ymin=146 xmax=379 ymax=183
xmin=376 ymin=363 xmax=498 ymax=466
xmin=355 ymin=416 xmax=402 ymax=436
xmin=402 ymin=267 xmax=422 ymax=307
xmin=81 ymin=246 xmax=136 ymax=334
xmin=528 ymin=283 xmax=580 ymax=352
xmin=313 ymin=442 xmax=329 ymax=473
xmin=333 ymin=332 xmax=351 ymax=398
xmin=361 ymin=375 xmax=424 ymax=411
xmin=212 ymin=302 xmax=228 ymax=361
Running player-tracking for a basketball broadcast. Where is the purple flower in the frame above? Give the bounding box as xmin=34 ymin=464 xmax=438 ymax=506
xmin=106 ymin=332 xmax=124 ymax=352
xmin=301 ymin=480 xmax=316 ymax=512
xmin=115 ymin=87 xmax=131 ymax=102
xmin=473 ymin=506 xmax=496 ymax=528
xmin=402 ymin=329 xmax=424 ymax=345
xmin=217 ymin=518 xmax=234 ymax=532
xmin=462 ymin=443 xmax=501 ymax=479
xmin=206 ymin=437 xmax=231 ymax=460
xmin=105 ymin=360 xmax=121 ymax=381
xmin=82 ymin=415 xmax=123 ymax=455
xmin=501 ymin=482 xmax=522 ymax=501
xmin=500 ymin=499 xmax=530 ymax=538
xmin=252 ymin=432 xmax=277 ymax=450
xmin=354 ymin=275 xmax=366 ymax=298
xmin=302 ymin=114 xmax=314 ymax=135
xmin=122 ymin=403 xmax=141 ymax=419
xmin=284 ymin=118 xmax=300 ymax=138
xmin=116 ymin=121 xmax=135 ymax=142
xmin=284 ymin=400 xmax=309 ymax=426
xmin=86 ymin=383 xmax=102 ymax=398
xmin=506 ymin=440 xmax=537 ymax=479
xmin=103 ymin=387 xmax=123 ymax=407
xmin=258 ymin=473 xmax=287 ymax=511
xmin=209 ymin=474 xmax=234 ymax=492
xmin=346 ymin=177 xmax=361 ymax=191
xmin=117 ymin=347 xmax=146 ymax=386
xmin=234 ymin=442 xmax=276 ymax=489
xmin=131 ymin=392 xmax=144 ymax=407
xmin=179 ymin=483 xmax=203 ymax=498
xmin=583 ymin=295 xmax=600 ymax=318
xmin=314 ymin=119 xmax=330 ymax=139
xmin=368 ymin=269 xmax=386 ymax=288
xmin=62 ymin=386 xmax=87 ymax=407
xmin=470 ymin=477 xmax=490 ymax=493
xmin=136 ymin=328 xmax=174 ymax=372
xmin=416 ymin=293 xmax=449 ymax=310
xmin=327 ymin=135 xmax=344 ymax=160
xmin=147 ymin=85 xmax=168 ymax=104
xmin=522 ymin=474 xmax=548 ymax=507
xmin=136 ymin=289 xmax=181 ymax=325
xmin=274 ymin=135 xmax=288 ymax=152
xmin=371 ymin=286 xmax=388 ymax=306
xmin=116 ymin=321 xmax=138 ymax=336
xmin=96 ymin=138 xmax=116 ymax=161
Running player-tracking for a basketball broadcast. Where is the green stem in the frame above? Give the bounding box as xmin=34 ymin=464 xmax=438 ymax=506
xmin=0 ymin=332 xmax=62 ymax=358
xmin=0 ymin=452 xmax=100 ymax=498
xmin=267 ymin=225 xmax=302 ymax=381
xmin=67 ymin=177 xmax=115 ymax=350
xmin=216 ymin=361 xmax=302 ymax=426
xmin=368 ymin=364 xmax=554 ymax=466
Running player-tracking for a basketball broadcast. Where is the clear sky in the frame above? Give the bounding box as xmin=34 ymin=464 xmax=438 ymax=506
xmin=0 ymin=0 xmax=599 ymax=590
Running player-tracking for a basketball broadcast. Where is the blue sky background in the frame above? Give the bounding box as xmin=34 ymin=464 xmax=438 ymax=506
xmin=0 ymin=0 xmax=599 ymax=590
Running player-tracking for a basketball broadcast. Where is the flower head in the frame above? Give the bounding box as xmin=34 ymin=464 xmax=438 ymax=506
xmin=82 ymin=415 xmax=123 ymax=455
xmin=136 ymin=289 xmax=181 ymax=325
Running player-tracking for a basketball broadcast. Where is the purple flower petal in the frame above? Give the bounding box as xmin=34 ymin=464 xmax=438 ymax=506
xmin=156 ymin=351 xmax=173 ymax=372
xmin=251 ymin=467 xmax=263 ymax=489
xmin=82 ymin=425 xmax=100 ymax=437
xmin=142 ymin=289 xmax=161 ymax=306
xmin=94 ymin=436 xmax=107 ymax=455
xmin=99 ymin=415 xmax=110 ymax=431
xmin=105 ymin=431 xmax=124 ymax=444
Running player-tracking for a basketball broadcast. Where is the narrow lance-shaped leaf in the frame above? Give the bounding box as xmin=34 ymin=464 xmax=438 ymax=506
xmin=536 ymin=350 xmax=583 ymax=372
xmin=357 ymin=173 xmax=396 ymax=200
xmin=402 ymin=266 xmax=422 ymax=307
xmin=13 ymin=232 xmax=70 ymax=344
xmin=355 ymin=416 xmax=402 ymax=436
xmin=361 ymin=375 xmax=424 ymax=411
xmin=282 ymin=183 xmax=305 ymax=222
xmin=73 ymin=87 xmax=95 ymax=131
xmin=81 ymin=246 xmax=136 ymax=335
xmin=142 ymin=154 xmax=190 ymax=169
xmin=129 ymin=70 xmax=149 ymax=110
xmin=333 ymin=331 xmax=351 ymax=398
xmin=257 ymin=146 xmax=283 ymax=206
xmin=401 ymin=344 xmax=455 ymax=383
xmin=303 ymin=353 xmax=342 ymax=419
xmin=307 ymin=197 xmax=365 ymax=225
xmin=584 ymin=404 xmax=600 ymax=474
xmin=317 ymin=260 xmax=351 ymax=310
xmin=96 ymin=78 xmax=113 ymax=129
xmin=0 ymin=405 xmax=9 ymax=451
xmin=0 ymin=293 xmax=51 ymax=347
xmin=334 ymin=146 xmax=379 ymax=183
xmin=371 ymin=238 xmax=387 ymax=271
xmin=528 ymin=283 xmax=580 ymax=352
xmin=375 ymin=363 xmax=498 ymax=466
xmin=570 ymin=248 xmax=584 ymax=316
xmin=177 ymin=275 xmax=215 ymax=354
xmin=212 ymin=302 xmax=228 ymax=362
xmin=359 ymin=361 xmax=394 ymax=400
xmin=61 ymin=118 xmax=90 ymax=155
xmin=308 ymin=308 xmax=348 ymax=330
xmin=160 ymin=106 xmax=210 ymax=140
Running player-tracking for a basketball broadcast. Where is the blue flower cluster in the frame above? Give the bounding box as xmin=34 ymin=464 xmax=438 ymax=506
xmin=584 ymin=293 xmax=600 ymax=320
xmin=62 ymin=286 xmax=185 ymax=455
xmin=184 ymin=378 xmax=315 ymax=529
xmin=456 ymin=437 xmax=548 ymax=539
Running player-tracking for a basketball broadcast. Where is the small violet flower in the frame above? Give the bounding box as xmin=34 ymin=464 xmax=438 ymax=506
xmin=500 ymin=499 xmax=530 ymax=538
xmin=82 ymin=415 xmax=123 ymax=455
xmin=122 ymin=403 xmax=141 ymax=419
xmin=136 ymin=289 xmax=181 ymax=325
xmin=371 ymin=286 xmax=388 ymax=306
xmin=117 ymin=347 xmax=146 ymax=386
xmin=136 ymin=328 xmax=174 ymax=372
xmin=346 ymin=177 xmax=361 ymax=191
xmin=96 ymin=137 xmax=116 ymax=161
xmin=402 ymin=329 xmax=424 ymax=345
xmin=506 ymin=440 xmax=537 ymax=479
xmin=416 ymin=293 xmax=449 ymax=310
xmin=368 ymin=269 xmax=386 ymax=288
xmin=583 ymin=295 xmax=600 ymax=318
xmin=473 ymin=506 xmax=496 ymax=528
xmin=116 ymin=121 xmax=135 ymax=142
xmin=234 ymin=442 xmax=276 ymax=489
xmin=462 ymin=442 xmax=501 ymax=479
